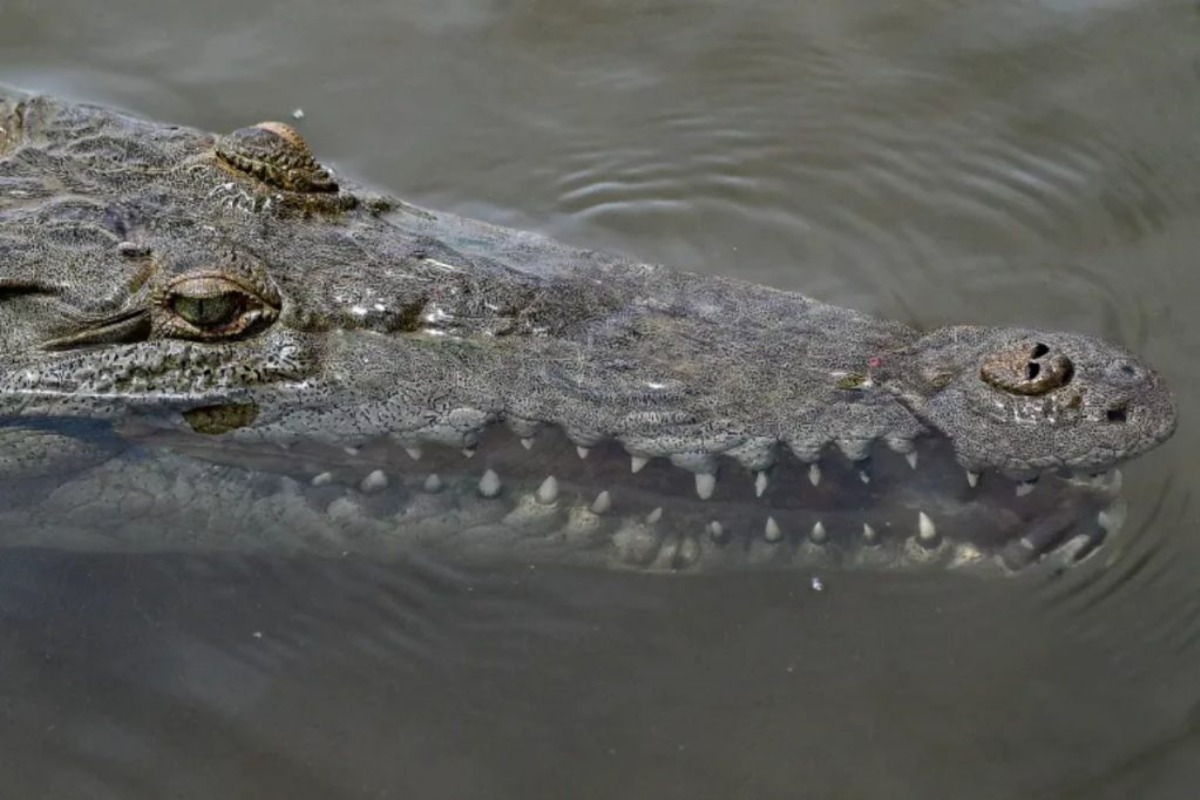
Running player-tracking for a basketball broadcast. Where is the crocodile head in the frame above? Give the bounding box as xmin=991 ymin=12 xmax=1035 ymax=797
xmin=0 ymin=93 xmax=1177 ymax=574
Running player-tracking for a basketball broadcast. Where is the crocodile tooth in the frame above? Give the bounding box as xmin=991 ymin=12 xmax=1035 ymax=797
xmin=1016 ymin=478 xmax=1038 ymax=497
xmin=462 ymin=447 xmax=476 ymax=458
xmin=521 ymin=437 xmax=534 ymax=450
xmin=591 ymin=491 xmax=612 ymax=514
xmin=478 ymin=469 xmax=501 ymax=498
xmin=360 ymin=469 xmax=388 ymax=493
xmin=311 ymin=471 xmax=333 ymax=487
xmin=404 ymin=445 xmax=422 ymax=461
xmin=862 ymin=522 xmax=878 ymax=544
xmin=646 ymin=507 xmax=663 ymax=524
xmin=810 ymin=521 xmax=827 ymax=544
xmin=754 ymin=471 xmax=769 ymax=498
xmin=917 ymin=512 xmax=938 ymax=546
xmin=764 ymin=516 xmax=782 ymax=542
xmin=905 ymin=452 xmax=919 ymax=470
xmin=695 ymin=473 xmax=716 ymax=500
xmin=576 ymin=446 xmax=590 ymax=459
xmin=859 ymin=470 xmax=870 ymax=485
xmin=343 ymin=446 xmax=360 ymax=456
xmin=423 ymin=473 xmax=443 ymax=493
xmin=631 ymin=455 xmax=650 ymax=473
xmin=808 ymin=463 xmax=822 ymax=487
xmin=1097 ymin=498 xmax=1127 ymax=534
xmin=676 ymin=537 xmax=701 ymax=567
xmin=536 ymin=475 xmax=559 ymax=505
xmin=966 ymin=470 xmax=980 ymax=488
xmin=707 ymin=520 xmax=725 ymax=540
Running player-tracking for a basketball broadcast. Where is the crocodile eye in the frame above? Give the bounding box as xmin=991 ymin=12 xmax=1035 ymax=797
xmin=161 ymin=273 xmax=279 ymax=340
xmin=172 ymin=292 xmax=244 ymax=328
xmin=980 ymin=341 xmax=1075 ymax=396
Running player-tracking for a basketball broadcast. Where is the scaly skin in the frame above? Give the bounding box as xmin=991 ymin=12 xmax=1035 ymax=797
xmin=0 ymin=91 xmax=1176 ymax=574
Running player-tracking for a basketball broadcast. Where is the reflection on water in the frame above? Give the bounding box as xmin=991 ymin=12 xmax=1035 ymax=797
xmin=0 ymin=0 xmax=1198 ymax=798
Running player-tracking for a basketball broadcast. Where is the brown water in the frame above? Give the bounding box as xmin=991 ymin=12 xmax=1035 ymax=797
xmin=2 ymin=1 xmax=1199 ymax=798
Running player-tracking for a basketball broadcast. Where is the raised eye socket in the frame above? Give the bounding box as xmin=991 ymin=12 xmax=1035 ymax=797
xmin=980 ymin=341 xmax=1075 ymax=396
xmin=215 ymin=122 xmax=339 ymax=194
xmin=161 ymin=273 xmax=278 ymax=340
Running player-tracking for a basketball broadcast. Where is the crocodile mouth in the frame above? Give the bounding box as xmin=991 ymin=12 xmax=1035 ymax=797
xmin=128 ymin=420 xmax=1128 ymax=576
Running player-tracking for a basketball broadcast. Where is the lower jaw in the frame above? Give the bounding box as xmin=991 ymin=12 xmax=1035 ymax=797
xmin=86 ymin=420 xmax=1128 ymax=577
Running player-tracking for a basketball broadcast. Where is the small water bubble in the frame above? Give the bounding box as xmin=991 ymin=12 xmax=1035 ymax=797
xmin=810 ymin=576 xmax=824 ymax=592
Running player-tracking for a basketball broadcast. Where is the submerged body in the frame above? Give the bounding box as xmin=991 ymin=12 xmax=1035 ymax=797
xmin=0 ymin=92 xmax=1176 ymax=574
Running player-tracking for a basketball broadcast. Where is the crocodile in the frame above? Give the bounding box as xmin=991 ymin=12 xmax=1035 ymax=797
xmin=0 ymin=91 xmax=1177 ymax=575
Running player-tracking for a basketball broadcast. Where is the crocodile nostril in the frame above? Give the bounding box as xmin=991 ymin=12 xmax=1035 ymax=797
xmin=1107 ymin=406 xmax=1128 ymax=423
xmin=1031 ymin=342 xmax=1050 ymax=358
xmin=1025 ymin=362 xmax=1040 ymax=380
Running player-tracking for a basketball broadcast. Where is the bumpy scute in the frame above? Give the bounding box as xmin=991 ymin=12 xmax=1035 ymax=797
xmin=215 ymin=122 xmax=339 ymax=193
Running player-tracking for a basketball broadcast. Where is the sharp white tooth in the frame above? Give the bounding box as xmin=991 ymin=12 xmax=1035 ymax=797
xmin=859 ymin=470 xmax=871 ymax=485
xmin=536 ymin=475 xmax=559 ymax=504
xmin=810 ymin=521 xmax=827 ymax=544
xmin=576 ymin=446 xmax=590 ymax=459
xmin=521 ymin=437 xmax=534 ymax=450
xmin=967 ymin=470 xmax=980 ymax=488
xmin=645 ymin=507 xmax=663 ymax=524
xmin=862 ymin=522 xmax=878 ymax=544
xmin=764 ymin=516 xmax=782 ymax=542
xmin=404 ymin=445 xmax=423 ymax=461
xmin=630 ymin=455 xmax=649 ymax=473
xmin=591 ymin=490 xmax=612 ymax=514
xmin=1016 ymin=479 xmax=1037 ymax=497
xmin=423 ymin=473 xmax=443 ymax=493
xmin=707 ymin=521 xmax=724 ymax=540
xmin=311 ymin=471 xmax=333 ymax=487
xmin=1098 ymin=498 xmax=1127 ymax=533
xmin=677 ymin=536 xmax=700 ymax=566
xmin=905 ymin=451 xmax=918 ymax=470
xmin=360 ymin=469 xmax=388 ymax=493
xmin=754 ymin=471 xmax=769 ymax=498
xmin=918 ymin=511 xmax=937 ymax=543
xmin=462 ymin=447 xmax=476 ymax=458
xmin=343 ymin=446 xmax=359 ymax=456
xmin=808 ymin=463 xmax=822 ymax=487
xmin=478 ymin=469 xmax=501 ymax=498
xmin=695 ymin=472 xmax=716 ymax=500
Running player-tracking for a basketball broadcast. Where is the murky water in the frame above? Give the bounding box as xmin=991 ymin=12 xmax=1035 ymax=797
xmin=2 ymin=1 xmax=1199 ymax=797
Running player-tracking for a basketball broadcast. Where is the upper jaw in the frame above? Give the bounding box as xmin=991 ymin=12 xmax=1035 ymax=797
xmin=874 ymin=326 xmax=1178 ymax=479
